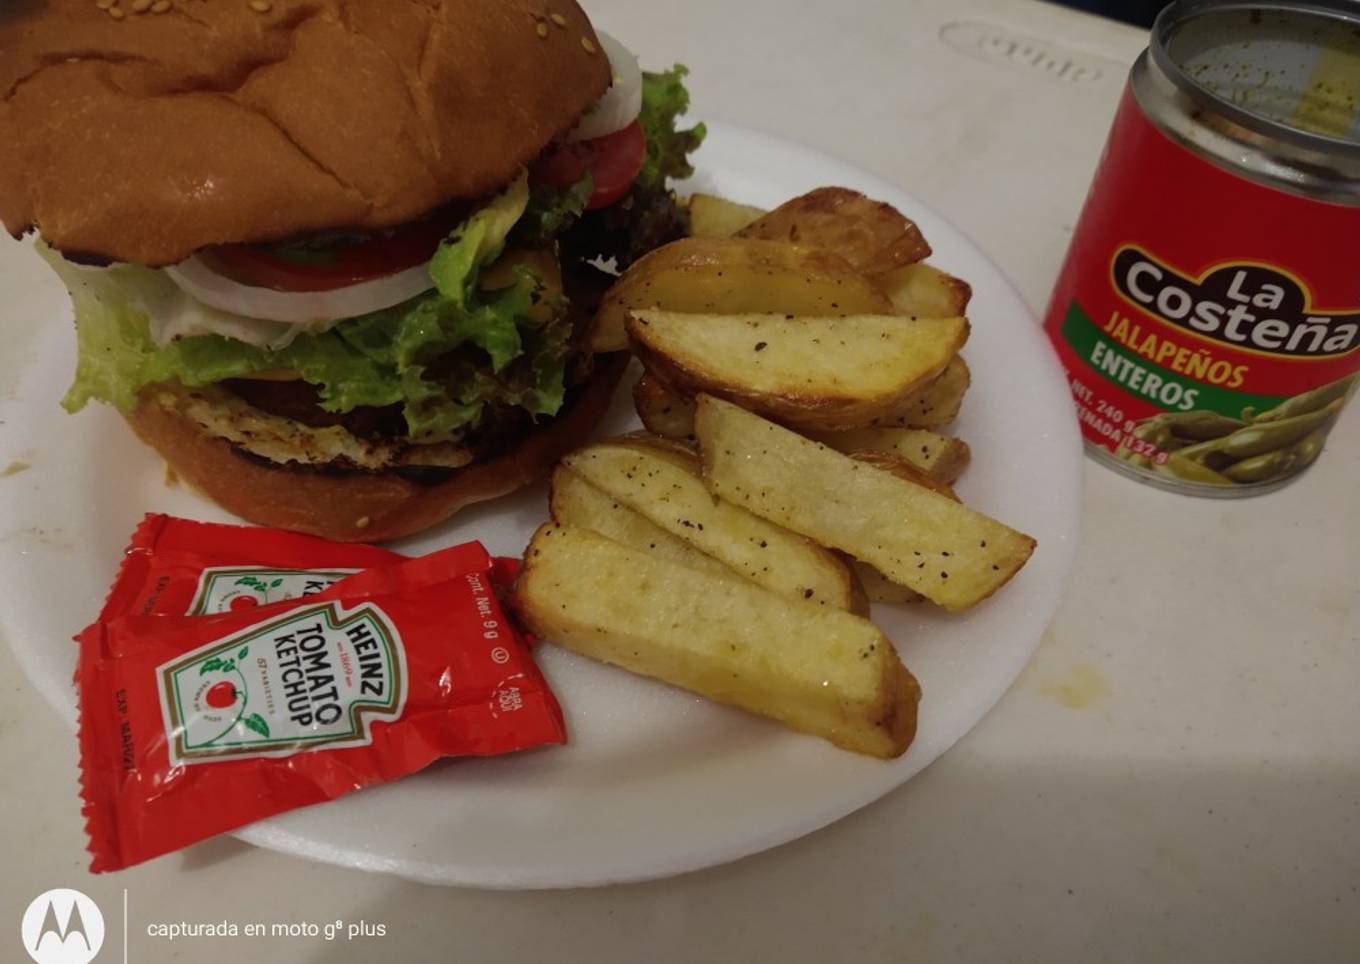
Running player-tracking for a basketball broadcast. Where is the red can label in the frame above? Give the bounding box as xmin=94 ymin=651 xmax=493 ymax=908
xmin=1043 ymin=87 xmax=1359 ymax=490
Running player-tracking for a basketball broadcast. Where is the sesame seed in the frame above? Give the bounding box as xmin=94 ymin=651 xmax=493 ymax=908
xmin=536 ymin=21 xmax=549 ymax=37
xmin=151 ymin=0 xmax=170 ymax=10
xmin=551 ymin=12 xmax=567 ymax=26
xmin=249 ymin=0 xmax=272 ymax=11
xmin=96 ymin=0 xmax=114 ymax=8
xmin=109 ymin=5 xmax=126 ymax=18
xmin=132 ymin=0 xmax=151 ymax=11
xmin=581 ymin=35 xmax=597 ymax=53
xmin=354 ymin=516 xmax=371 ymax=529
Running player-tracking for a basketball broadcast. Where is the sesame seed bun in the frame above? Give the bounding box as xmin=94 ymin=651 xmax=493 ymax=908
xmin=126 ymin=355 xmax=628 ymax=543
xmin=0 ymin=0 xmax=610 ymax=266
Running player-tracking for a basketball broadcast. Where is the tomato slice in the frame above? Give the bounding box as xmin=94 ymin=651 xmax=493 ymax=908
xmin=206 ymin=215 xmax=456 ymax=293
xmin=531 ymin=120 xmax=647 ymax=211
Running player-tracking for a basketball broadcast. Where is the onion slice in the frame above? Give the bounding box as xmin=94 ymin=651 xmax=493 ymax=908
xmin=164 ymin=256 xmax=434 ymax=325
xmin=566 ymin=31 xmax=643 ymax=142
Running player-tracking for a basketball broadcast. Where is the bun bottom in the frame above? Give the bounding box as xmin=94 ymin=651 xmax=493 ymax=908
xmin=126 ymin=355 xmax=627 ymax=543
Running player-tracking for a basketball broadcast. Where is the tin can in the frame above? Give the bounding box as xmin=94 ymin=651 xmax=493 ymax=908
xmin=1042 ymin=0 xmax=1360 ymax=495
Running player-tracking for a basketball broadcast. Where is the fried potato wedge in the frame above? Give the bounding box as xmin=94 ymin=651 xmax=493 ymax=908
xmin=831 ymin=431 xmax=970 ymax=483
xmin=513 ymin=524 xmax=920 ymax=758
xmin=607 ymin=429 xmax=698 ymax=458
xmin=849 ymin=451 xmax=960 ymax=499
xmin=589 ymin=237 xmax=892 ymax=353
xmin=876 ymin=262 xmax=973 ymax=318
xmin=872 ymin=356 xmax=971 ymax=429
xmin=853 ymin=560 xmax=922 ymax=605
xmin=737 ymin=187 xmax=931 ymax=275
xmin=627 ymin=310 xmax=969 ymax=431
xmin=637 ymin=375 xmax=971 ymax=482
xmin=695 ymin=396 xmax=1036 ymax=610
xmin=634 ymin=372 xmax=697 ymax=441
xmin=549 ymin=466 xmax=733 ymax=579
xmin=843 ymin=451 xmax=961 ymax=604
xmin=688 ymin=193 xmax=767 ymax=238
xmin=563 ymin=440 xmax=867 ymax=614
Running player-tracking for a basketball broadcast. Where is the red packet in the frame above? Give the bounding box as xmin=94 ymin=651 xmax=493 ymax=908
xmin=100 ymin=514 xmax=522 ymax=619
xmin=78 ymin=531 xmax=562 ymax=872
xmin=100 ymin=514 xmax=404 ymax=618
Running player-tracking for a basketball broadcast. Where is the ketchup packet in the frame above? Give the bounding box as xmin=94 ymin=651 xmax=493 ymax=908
xmin=78 ymin=520 xmax=559 ymax=872
xmin=103 ymin=514 xmax=405 ymax=618
xmin=100 ymin=513 xmax=521 ymax=621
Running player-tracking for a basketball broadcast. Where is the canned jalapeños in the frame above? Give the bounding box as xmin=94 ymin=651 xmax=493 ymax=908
xmin=1043 ymin=0 xmax=1360 ymax=496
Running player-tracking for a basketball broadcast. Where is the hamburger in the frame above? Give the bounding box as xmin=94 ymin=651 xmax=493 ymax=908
xmin=0 ymin=0 xmax=703 ymax=541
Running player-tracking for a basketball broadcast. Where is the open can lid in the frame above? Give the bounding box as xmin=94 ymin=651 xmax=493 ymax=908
xmin=1152 ymin=0 xmax=1360 ymax=155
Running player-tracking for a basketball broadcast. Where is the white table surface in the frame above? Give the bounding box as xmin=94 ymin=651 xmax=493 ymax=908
xmin=3 ymin=1 xmax=1357 ymax=961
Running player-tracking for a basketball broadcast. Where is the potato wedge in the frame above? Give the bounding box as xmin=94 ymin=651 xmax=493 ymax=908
xmin=632 ymin=351 xmax=971 ymax=434
xmin=513 ymin=523 xmax=920 ymax=758
xmin=876 ymin=262 xmax=973 ymax=318
xmin=695 ymin=396 xmax=1036 ymax=610
xmin=607 ymin=429 xmax=698 ymax=459
xmin=737 ymin=187 xmax=930 ymax=275
xmin=563 ymin=440 xmax=868 ymax=614
xmin=627 ymin=310 xmax=969 ymax=431
xmin=844 ymin=452 xmax=961 ymax=605
xmin=633 ymin=373 xmax=696 ymax=440
xmin=859 ymin=429 xmax=968 ymax=481
xmin=589 ymin=237 xmax=892 ymax=353
xmin=853 ymin=560 xmax=922 ymax=605
xmin=811 ymin=427 xmax=971 ymax=483
xmin=872 ymin=355 xmax=971 ymax=429
xmin=843 ymin=432 xmax=973 ymax=484
xmin=848 ymin=451 xmax=959 ymax=499
xmin=637 ymin=375 xmax=971 ymax=482
xmin=549 ymin=466 xmax=733 ymax=579
xmin=688 ymin=193 xmax=767 ymax=238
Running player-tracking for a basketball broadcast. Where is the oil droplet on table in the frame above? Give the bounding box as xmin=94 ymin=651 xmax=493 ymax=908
xmin=1040 ymin=661 xmax=1112 ymax=711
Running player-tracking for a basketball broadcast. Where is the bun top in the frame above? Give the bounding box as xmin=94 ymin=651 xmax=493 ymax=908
xmin=0 ymin=0 xmax=610 ymax=266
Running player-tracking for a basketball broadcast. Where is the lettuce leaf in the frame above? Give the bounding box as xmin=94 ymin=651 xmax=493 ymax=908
xmin=636 ymin=66 xmax=706 ymax=192
xmin=49 ymin=174 xmax=570 ymax=445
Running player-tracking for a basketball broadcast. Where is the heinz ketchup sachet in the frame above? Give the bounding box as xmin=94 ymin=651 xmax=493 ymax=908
xmin=77 ymin=516 xmax=560 ymax=872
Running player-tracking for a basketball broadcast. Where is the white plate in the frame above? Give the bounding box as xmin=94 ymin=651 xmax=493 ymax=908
xmin=0 ymin=122 xmax=1081 ymax=888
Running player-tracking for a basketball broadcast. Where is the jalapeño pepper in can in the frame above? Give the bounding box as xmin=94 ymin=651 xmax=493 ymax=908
xmin=1043 ymin=0 xmax=1360 ymax=495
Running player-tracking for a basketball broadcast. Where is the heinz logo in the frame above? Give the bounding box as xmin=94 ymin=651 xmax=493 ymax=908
xmin=20 ymin=889 xmax=104 ymax=964
xmin=157 ymin=600 xmax=408 ymax=766
xmin=1114 ymin=246 xmax=1359 ymax=357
